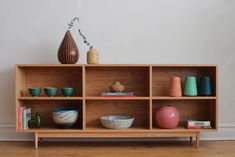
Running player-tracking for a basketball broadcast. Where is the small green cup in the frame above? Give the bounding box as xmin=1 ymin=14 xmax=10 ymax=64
xmin=184 ymin=76 xmax=198 ymax=96
xmin=28 ymin=88 xmax=41 ymax=97
xmin=44 ymin=87 xmax=57 ymax=97
xmin=61 ymin=87 xmax=74 ymax=97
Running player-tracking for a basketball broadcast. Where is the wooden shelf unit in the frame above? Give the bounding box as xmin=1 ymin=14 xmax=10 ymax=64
xmin=15 ymin=64 xmax=218 ymax=148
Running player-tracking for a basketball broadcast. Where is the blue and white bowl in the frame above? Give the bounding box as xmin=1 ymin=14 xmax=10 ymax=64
xmin=52 ymin=109 xmax=79 ymax=128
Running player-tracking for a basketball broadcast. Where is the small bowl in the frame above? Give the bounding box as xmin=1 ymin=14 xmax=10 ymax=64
xmin=52 ymin=109 xmax=79 ymax=128
xmin=100 ymin=115 xmax=134 ymax=129
xmin=28 ymin=88 xmax=41 ymax=97
xmin=61 ymin=87 xmax=74 ymax=97
xmin=44 ymin=87 xmax=57 ymax=97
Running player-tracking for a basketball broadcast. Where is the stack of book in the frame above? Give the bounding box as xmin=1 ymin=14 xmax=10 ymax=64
xmin=186 ymin=120 xmax=212 ymax=129
xmin=100 ymin=92 xmax=134 ymax=97
xmin=18 ymin=106 xmax=31 ymax=130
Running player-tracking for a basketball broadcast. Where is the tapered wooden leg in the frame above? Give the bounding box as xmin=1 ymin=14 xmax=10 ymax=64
xmin=196 ymin=132 xmax=200 ymax=148
xmin=39 ymin=137 xmax=43 ymax=143
xmin=35 ymin=133 xmax=38 ymax=149
xmin=190 ymin=137 xmax=193 ymax=144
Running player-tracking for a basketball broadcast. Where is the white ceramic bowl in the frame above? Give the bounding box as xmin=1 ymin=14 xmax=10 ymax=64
xmin=52 ymin=109 xmax=78 ymax=128
xmin=100 ymin=115 xmax=134 ymax=129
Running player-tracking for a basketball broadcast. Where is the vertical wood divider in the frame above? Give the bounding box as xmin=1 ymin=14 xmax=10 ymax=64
xmin=82 ymin=65 xmax=86 ymax=130
xmin=215 ymin=65 xmax=218 ymax=130
xmin=149 ymin=65 xmax=153 ymax=130
xmin=15 ymin=66 xmax=19 ymax=131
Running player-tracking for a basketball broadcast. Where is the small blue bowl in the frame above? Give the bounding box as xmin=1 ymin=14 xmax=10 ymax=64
xmin=44 ymin=87 xmax=57 ymax=97
xmin=61 ymin=87 xmax=74 ymax=97
xmin=28 ymin=88 xmax=41 ymax=97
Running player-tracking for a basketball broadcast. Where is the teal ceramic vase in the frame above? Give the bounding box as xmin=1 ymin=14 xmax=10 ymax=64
xmin=199 ymin=76 xmax=212 ymax=96
xmin=61 ymin=87 xmax=74 ymax=97
xmin=184 ymin=76 xmax=198 ymax=96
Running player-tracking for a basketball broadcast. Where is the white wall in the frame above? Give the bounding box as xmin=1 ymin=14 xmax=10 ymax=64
xmin=0 ymin=0 xmax=235 ymax=140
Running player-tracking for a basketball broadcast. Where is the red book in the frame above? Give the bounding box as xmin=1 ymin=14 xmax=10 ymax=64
xmin=187 ymin=126 xmax=201 ymax=129
xmin=18 ymin=106 xmax=25 ymax=130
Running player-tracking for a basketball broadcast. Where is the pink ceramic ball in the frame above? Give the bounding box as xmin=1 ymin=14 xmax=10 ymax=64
xmin=155 ymin=106 xmax=180 ymax=129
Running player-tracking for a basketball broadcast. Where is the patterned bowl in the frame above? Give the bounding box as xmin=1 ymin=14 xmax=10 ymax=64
xmin=100 ymin=115 xmax=134 ymax=129
xmin=52 ymin=109 xmax=78 ymax=128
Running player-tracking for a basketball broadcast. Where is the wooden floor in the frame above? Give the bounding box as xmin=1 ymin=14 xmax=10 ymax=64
xmin=0 ymin=141 xmax=234 ymax=157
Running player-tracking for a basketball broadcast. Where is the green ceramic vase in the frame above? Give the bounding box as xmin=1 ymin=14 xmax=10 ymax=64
xmin=184 ymin=76 xmax=198 ymax=96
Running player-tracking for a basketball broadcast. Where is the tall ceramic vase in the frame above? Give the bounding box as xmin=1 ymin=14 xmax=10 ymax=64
xmin=169 ymin=76 xmax=182 ymax=97
xmin=57 ymin=30 xmax=79 ymax=64
xmin=184 ymin=76 xmax=198 ymax=96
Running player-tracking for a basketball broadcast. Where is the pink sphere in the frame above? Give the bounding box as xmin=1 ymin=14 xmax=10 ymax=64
xmin=155 ymin=106 xmax=180 ymax=129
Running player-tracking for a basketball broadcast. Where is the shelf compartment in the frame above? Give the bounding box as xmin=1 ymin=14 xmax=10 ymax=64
xmin=152 ymin=99 xmax=217 ymax=130
xmin=18 ymin=96 xmax=83 ymax=100
xmin=85 ymin=100 xmax=150 ymax=129
xmin=16 ymin=66 xmax=83 ymax=97
xmin=152 ymin=66 xmax=216 ymax=97
xmin=17 ymin=100 xmax=83 ymax=131
xmin=85 ymin=66 xmax=150 ymax=97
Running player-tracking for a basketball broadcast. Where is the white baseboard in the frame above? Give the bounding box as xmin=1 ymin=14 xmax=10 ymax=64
xmin=0 ymin=123 xmax=235 ymax=141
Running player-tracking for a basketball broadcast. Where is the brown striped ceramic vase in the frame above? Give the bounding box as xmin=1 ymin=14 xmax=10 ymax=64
xmin=57 ymin=30 xmax=79 ymax=64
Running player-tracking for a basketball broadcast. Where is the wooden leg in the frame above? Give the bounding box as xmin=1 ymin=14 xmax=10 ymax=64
xmin=190 ymin=137 xmax=193 ymax=144
xmin=35 ymin=133 xmax=38 ymax=149
xmin=39 ymin=137 xmax=43 ymax=143
xmin=196 ymin=132 xmax=200 ymax=148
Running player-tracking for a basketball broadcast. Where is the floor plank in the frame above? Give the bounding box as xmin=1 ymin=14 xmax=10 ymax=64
xmin=0 ymin=141 xmax=234 ymax=157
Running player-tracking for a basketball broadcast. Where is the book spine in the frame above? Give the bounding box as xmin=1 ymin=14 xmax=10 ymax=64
xmin=187 ymin=126 xmax=212 ymax=129
xmin=100 ymin=95 xmax=134 ymax=97
xmin=26 ymin=108 xmax=31 ymax=129
xmin=23 ymin=108 xmax=28 ymax=129
xmin=101 ymin=92 xmax=134 ymax=96
xmin=187 ymin=121 xmax=210 ymax=126
xmin=18 ymin=107 xmax=24 ymax=130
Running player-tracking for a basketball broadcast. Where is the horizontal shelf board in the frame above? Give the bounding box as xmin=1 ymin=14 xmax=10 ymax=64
xmin=85 ymin=126 xmax=148 ymax=132
xmin=151 ymin=127 xmax=216 ymax=132
xmin=18 ymin=97 xmax=83 ymax=100
xmin=17 ymin=96 xmax=216 ymax=100
xmin=152 ymin=96 xmax=216 ymax=100
xmin=17 ymin=127 xmax=216 ymax=133
xmin=17 ymin=128 xmax=83 ymax=133
xmin=16 ymin=64 xmax=217 ymax=68
xmin=85 ymin=97 xmax=150 ymax=100
xmin=16 ymin=64 xmax=83 ymax=68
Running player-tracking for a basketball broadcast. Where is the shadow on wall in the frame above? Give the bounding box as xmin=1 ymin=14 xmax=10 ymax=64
xmin=0 ymin=66 xmax=16 ymax=124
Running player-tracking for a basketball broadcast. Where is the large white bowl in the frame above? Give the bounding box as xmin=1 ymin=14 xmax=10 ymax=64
xmin=100 ymin=115 xmax=134 ymax=129
xmin=52 ymin=109 xmax=78 ymax=128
